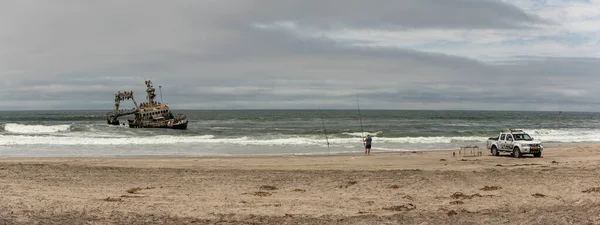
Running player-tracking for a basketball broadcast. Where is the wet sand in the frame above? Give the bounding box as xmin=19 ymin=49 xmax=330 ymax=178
xmin=1 ymin=144 xmax=600 ymax=224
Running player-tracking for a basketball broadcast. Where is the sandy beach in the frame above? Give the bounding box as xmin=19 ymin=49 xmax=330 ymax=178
xmin=1 ymin=145 xmax=600 ymax=225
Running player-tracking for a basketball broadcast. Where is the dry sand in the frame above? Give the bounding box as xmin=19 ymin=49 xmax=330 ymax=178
xmin=1 ymin=144 xmax=600 ymax=224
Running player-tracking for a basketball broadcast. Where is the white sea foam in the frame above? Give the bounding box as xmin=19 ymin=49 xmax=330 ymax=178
xmin=3 ymin=123 xmax=71 ymax=134
xmin=1 ymin=127 xmax=600 ymax=147
xmin=524 ymin=128 xmax=600 ymax=143
xmin=0 ymin=134 xmax=215 ymax=145
xmin=342 ymin=131 xmax=384 ymax=137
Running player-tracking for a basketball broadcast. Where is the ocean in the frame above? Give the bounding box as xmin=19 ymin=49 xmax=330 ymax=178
xmin=1 ymin=110 xmax=600 ymax=157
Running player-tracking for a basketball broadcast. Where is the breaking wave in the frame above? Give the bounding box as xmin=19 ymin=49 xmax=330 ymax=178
xmin=3 ymin=123 xmax=72 ymax=134
xmin=1 ymin=129 xmax=598 ymax=147
xmin=1 ymin=121 xmax=600 ymax=148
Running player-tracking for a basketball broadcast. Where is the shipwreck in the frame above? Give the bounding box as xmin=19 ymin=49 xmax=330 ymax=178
xmin=106 ymin=80 xmax=188 ymax=129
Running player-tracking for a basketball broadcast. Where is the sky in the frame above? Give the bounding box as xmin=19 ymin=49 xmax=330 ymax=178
xmin=0 ymin=0 xmax=599 ymax=111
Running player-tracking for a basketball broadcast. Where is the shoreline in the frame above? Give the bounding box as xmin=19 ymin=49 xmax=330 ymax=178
xmin=1 ymin=143 xmax=598 ymax=173
xmin=2 ymin=143 xmax=600 ymax=224
xmin=0 ymin=141 xmax=590 ymax=160
xmin=0 ymin=141 xmax=591 ymax=159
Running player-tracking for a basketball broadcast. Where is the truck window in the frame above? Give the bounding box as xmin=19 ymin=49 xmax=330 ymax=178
xmin=500 ymin=134 xmax=506 ymax=140
xmin=506 ymin=134 xmax=513 ymax=141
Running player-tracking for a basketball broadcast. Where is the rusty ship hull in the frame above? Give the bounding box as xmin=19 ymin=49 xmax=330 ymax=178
xmin=127 ymin=119 xmax=188 ymax=129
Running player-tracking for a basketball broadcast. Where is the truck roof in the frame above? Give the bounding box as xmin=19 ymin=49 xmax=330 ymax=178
xmin=501 ymin=129 xmax=527 ymax=134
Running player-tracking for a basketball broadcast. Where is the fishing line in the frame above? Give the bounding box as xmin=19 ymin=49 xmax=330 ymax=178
xmin=318 ymin=105 xmax=330 ymax=154
xmin=356 ymin=94 xmax=365 ymax=146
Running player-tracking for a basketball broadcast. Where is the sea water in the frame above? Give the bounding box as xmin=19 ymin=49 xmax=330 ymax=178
xmin=1 ymin=110 xmax=600 ymax=157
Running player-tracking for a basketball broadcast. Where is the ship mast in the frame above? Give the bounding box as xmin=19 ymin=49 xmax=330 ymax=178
xmin=159 ymin=85 xmax=163 ymax=103
xmin=145 ymin=80 xmax=157 ymax=106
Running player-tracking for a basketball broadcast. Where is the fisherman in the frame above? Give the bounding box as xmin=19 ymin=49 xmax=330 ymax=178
xmin=364 ymin=134 xmax=372 ymax=155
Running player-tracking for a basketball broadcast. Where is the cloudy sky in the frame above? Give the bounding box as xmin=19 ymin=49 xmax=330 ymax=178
xmin=1 ymin=0 xmax=599 ymax=111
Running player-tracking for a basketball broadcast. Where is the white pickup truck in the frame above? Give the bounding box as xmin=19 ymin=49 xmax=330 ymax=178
xmin=486 ymin=129 xmax=543 ymax=158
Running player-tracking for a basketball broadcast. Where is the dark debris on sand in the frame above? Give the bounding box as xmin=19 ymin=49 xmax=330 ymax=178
xmin=248 ymin=191 xmax=272 ymax=197
xmin=337 ymin=181 xmax=358 ymax=188
xmin=388 ymin=184 xmax=402 ymax=189
xmin=259 ymin=185 xmax=277 ymax=191
xmin=450 ymin=192 xmax=493 ymax=199
xmin=479 ymin=186 xmax=502 ymax=191
xmin=532 ymin=193 xmax=546 ymax=198
xmin=582 ymin=187 xmax=600 ymax=193
xmin=382 ymin=203 xmax=416 ymax=212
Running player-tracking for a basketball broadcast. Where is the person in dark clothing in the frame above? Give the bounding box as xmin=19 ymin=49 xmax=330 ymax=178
xmin=364 ymin=134 xmax=372 ymax=155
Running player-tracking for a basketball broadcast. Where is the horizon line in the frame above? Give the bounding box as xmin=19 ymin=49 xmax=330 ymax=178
xmin=0 ymin=108 xmax=588 ymax=113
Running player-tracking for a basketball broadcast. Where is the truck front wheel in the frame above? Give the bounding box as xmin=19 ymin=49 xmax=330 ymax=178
xmin=491 ymin=146 xmax=499 ymax=156
xmin=513 ymin=147 xmax=522 ymax=158
xmin=533 ymin=152 xmax=541 ymax=157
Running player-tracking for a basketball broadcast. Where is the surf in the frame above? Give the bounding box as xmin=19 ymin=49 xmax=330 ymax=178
xmin=3 ymin=123 xmax=71 ymax=134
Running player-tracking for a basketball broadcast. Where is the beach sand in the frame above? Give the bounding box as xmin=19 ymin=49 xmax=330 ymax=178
xmin=1 ymin=144 xmax=600 ymax=225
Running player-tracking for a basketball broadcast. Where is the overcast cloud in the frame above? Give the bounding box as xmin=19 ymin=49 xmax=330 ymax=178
xmin=0 ymin=0 xmax=599 ymax=111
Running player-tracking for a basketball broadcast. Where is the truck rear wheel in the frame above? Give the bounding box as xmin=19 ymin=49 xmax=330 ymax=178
xmin=513 ymin=147 xmax=522 ymax=158
xmin=491 ymin=146 xmax=499 ymax=156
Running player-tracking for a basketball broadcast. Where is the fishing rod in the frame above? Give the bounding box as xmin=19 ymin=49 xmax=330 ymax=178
xmin=356 ymin=94 xmax=365 ymax=146
xmin=318 ymin=105 xmax=330 ymax=154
